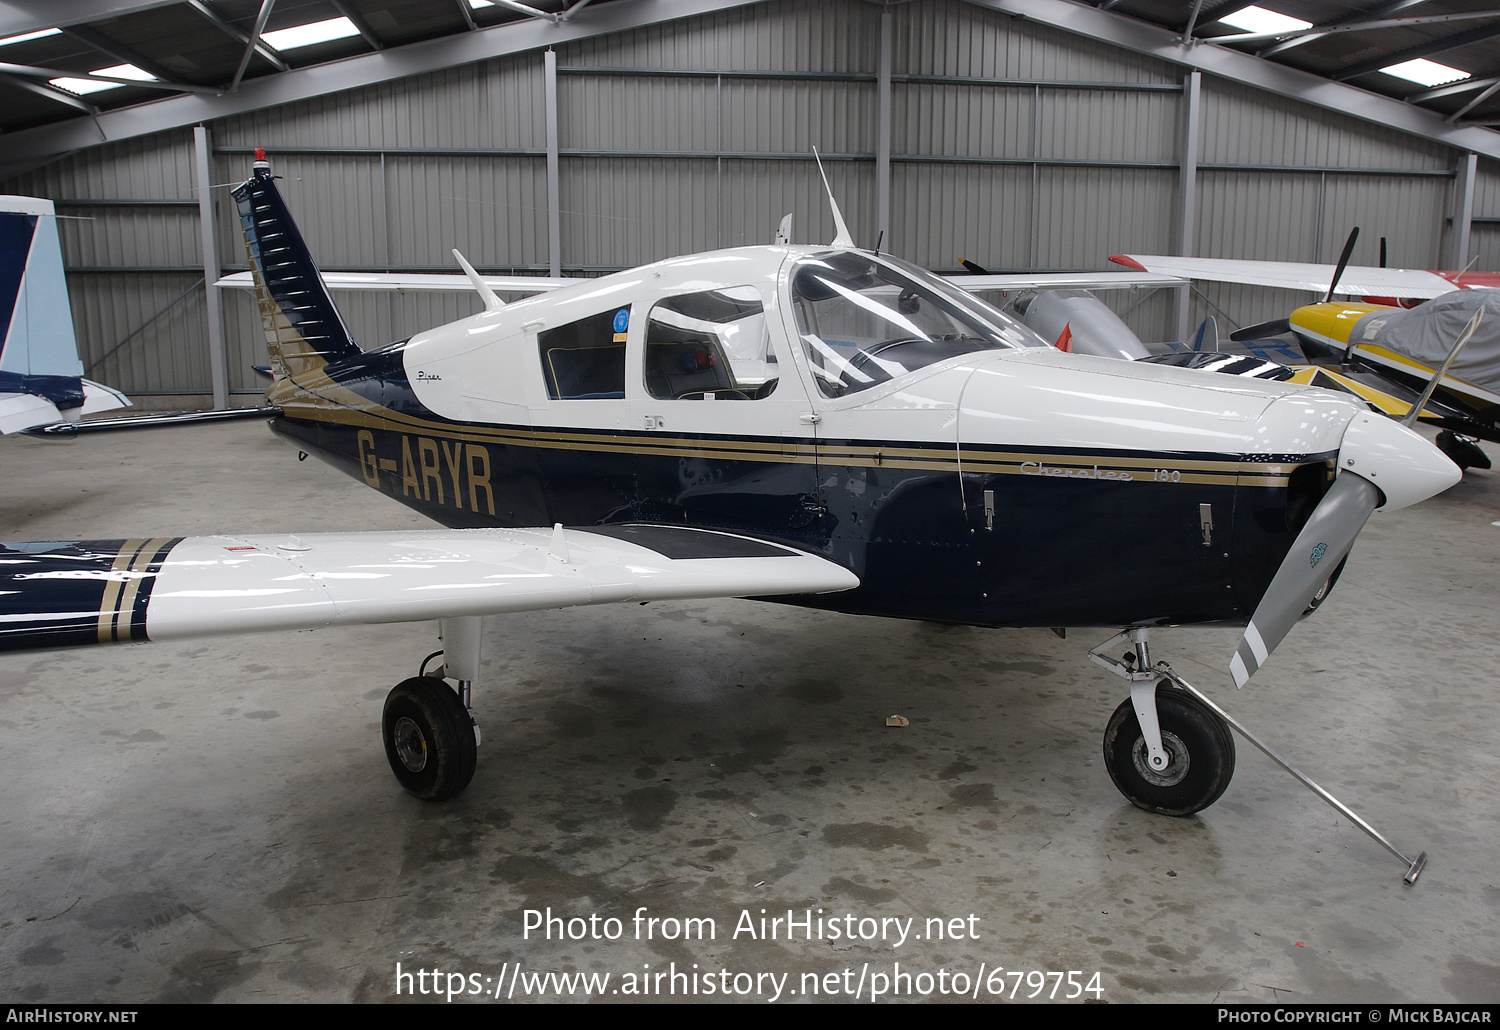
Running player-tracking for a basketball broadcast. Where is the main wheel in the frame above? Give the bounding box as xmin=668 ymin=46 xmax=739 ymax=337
xmin=382 ymin=677 xmax=477 ymax=801
xmin=1102 ymin=689 xmax=1235 ymax=816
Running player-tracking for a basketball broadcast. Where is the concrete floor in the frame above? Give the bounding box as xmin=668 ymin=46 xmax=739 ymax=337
xmin=1 ymin=419 xmax=1496 ymax=1004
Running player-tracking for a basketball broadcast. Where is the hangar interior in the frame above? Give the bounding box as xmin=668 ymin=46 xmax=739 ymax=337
xmin=1 ymin=0 xmax=1498 ymax=1006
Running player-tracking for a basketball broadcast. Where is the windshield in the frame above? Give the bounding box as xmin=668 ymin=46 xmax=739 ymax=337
xmin=790 ymin=251 xmax=1046 ymax=397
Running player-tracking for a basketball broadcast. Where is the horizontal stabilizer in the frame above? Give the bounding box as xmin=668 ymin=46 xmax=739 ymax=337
xmin=215 ymin=270 xmax=577 ymax=294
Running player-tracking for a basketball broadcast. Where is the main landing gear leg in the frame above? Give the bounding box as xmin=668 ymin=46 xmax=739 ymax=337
xmin=381 ymin=616 xmax=483 ymax=801
xmin=1087 ymin=628 xmax=1428 ymax=885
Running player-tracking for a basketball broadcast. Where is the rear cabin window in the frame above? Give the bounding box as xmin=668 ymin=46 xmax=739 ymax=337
xmin=644 ymin=286 xmax=778 ymax=400
xmin=539 ymin=306 xmax=630 ymax=399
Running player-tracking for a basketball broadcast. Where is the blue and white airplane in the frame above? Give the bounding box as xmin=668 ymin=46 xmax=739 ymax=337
xmin=0 ymin=154 xmax=1462 ymax=866
xmin=0 ymin=195 xmax=129 ymax=434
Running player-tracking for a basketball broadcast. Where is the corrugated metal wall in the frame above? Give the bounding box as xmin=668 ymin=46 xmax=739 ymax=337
xmin=0 ymin=0 xmax=1481 ymax=406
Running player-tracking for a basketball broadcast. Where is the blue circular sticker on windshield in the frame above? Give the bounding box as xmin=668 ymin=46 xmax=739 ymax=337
xmin=613 ymin=308 xmax=630 ymax=333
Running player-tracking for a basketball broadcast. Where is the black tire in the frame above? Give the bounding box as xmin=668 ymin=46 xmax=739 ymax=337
xmin=1436 ymin=430 xmax=1491 ymax=472
xmin=1102 ymin=688 xmax=1235 ymax=816
xmin=382 ymin=677 xmax=477 ymax=801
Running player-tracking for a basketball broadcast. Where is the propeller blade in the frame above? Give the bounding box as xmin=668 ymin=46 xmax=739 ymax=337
xmin=1325 ymin=227 xmax=1359 ymax=304
xmin=1230 ymin=472 xmax=1381 ymax=688
xmin=960 ymin=258 xmax=990 ymax=275
xmin=1229 ymin=318 xmax=1291 ymax=342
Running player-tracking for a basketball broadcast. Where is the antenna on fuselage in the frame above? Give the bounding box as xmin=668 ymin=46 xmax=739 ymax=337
xmin=812 ymin=148 xmax=855 ymax=248
xmin=774 ymin=213 xmax=793 ymax=245
xmin=452 ymin=249 xmax=505 ymax=312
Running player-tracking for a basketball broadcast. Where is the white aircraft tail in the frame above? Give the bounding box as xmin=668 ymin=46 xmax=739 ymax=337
xmin=0 ymin=196 xmax=130 ymax=433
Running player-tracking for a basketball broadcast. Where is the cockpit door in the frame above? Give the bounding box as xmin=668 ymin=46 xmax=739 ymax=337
xmin=630 ymin=281 xmax=823 ymax=534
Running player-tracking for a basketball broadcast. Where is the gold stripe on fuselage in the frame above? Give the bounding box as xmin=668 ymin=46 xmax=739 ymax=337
xmin=270 ymin=370 xmax=1304 ymax=488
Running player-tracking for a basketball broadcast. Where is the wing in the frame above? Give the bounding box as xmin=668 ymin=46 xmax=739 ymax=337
xmin=0 ymin=525 xmax=858 ymax=654
xmin=217 ymin=269 xmax=1182 ymax=297
xmin=214 ymin=270 xmax=578 ymax=295
xmin=1110 ymin=254 xmax=1460 ymax=300
xmin=944 ymin=270 xmax=1184 ymax=292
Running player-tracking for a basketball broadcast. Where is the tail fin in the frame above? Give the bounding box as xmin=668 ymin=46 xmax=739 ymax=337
xmin=232 ymin=150 xmax=361 ymax=378
xmin=0 ymin=196 xmax=83 ymax=379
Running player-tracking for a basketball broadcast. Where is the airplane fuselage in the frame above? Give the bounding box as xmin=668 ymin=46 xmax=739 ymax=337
xmin=265 ymin=245 xmax=1358 ymax=630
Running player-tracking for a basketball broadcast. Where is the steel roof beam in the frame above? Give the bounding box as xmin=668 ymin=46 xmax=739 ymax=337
xmin=491 ymin=1 xmax=561 ymax=24
xmin=1409 ymin=74 xmax=1500 ymax=102
xmin=0 ymin=71 xmax=98 ymax=113
xmin=959 ymin=0 xmax=1500 ymax=159
xmin=186 ymin=1 xmax=289 ymax=72
xmin=229 ymin=0 xmax=277 ymax=92
xmin=328 ymin=0 xmax=384 ymax=50
xmin=60 ymin=24 xmax=184 ymax=85
xmin=0 ymin=0 xmax=765 ymax=172
xmin=0 ymin=60 xmax=221 ymax=94
xmin=0 ymin=2 xmax=181 ymax=40
xmin=1332 ymin=22 xmax=1500 ymax=81
xmin=1257 ymin=0 xmax=1433 ymax=58
xmin=1213 ymin=9 xmax=1500 ymax=47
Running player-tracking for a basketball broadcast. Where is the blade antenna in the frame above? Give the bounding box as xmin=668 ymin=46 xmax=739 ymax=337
xmin=1401 ymin=307 xmax=1482 ymax=428
xmin=774 ymin=213 xmax=793 ymax=245
xmin=813 ymin=148 xmax=855 ymax=248
xmin=453 ymin=249 xmax=505 ymax=312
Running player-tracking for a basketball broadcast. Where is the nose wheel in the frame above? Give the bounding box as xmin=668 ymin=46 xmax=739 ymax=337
xmin=382 ymin=676 xmax=477 ymax=801
xmin=1102 ymin=688 xmax=1235 ymax=816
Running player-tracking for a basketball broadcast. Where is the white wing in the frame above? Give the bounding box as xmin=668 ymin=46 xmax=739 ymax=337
xmin=0 ymin=526 xmax=858 ymax=651
xmin=1110 ymin=254 xmax=1461 ymax=300
xmin=946 ymin=270 xmax=1184 ymax=292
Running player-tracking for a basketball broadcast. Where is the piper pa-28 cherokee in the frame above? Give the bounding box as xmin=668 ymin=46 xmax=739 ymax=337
xmin=0 ymin=155 xmax=1463 ymax=880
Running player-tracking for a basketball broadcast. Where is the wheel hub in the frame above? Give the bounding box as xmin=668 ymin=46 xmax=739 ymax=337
xmin=392 ymin=716 xmax=429 ymax=773
xmin=1133 ymin=729 xmax=1189 ymax=787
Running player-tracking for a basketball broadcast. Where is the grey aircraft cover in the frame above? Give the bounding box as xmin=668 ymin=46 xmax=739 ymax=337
xmin=1350 ymin=289 xmax=1500 ymax=392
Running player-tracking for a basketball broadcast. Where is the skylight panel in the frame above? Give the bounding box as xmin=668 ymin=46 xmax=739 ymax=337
xmin=1382 ymin=59 xmax=1471 ymax=88
xmin=1217 ymin=7 xmax=1312 ymax=34
xmin=48 ymin=64 xmax=156 ymax=96
xmin=260 ymin=16 xmax=358 ymax=51
xmin=0 ymin=28 xmax=62 ymax=47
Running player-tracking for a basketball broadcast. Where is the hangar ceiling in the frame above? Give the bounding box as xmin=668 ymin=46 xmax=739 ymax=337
xmin=0 ymin=0 xmax=1497 ymax=170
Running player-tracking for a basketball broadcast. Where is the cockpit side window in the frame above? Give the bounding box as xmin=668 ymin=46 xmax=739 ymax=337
xmin=791 ymin=252 xmax=1043 ymax=397
xmin=644 ymin=286 xmax=778 ymax=401
xmin=539 ymin=306 xmax=630 ymax=399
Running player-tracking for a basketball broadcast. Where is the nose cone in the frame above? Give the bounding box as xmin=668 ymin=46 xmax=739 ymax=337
xmin=1337 ymin=412 xmax=1461 ymax=511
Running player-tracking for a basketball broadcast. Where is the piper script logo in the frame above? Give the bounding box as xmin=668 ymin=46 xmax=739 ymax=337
xmin=1310 ymin=542 xmax=1327 ymax=568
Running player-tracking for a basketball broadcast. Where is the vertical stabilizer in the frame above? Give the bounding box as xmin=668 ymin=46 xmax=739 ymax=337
xmin=0 ymin=196 xmax=82 ymax=378
xmin=0 ymin=196 xmax=130 ymax=433
xmin=231 ymin=150 xmax=361 ymax=378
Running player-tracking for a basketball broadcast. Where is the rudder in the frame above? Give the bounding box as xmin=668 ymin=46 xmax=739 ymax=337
xmin=232 ymin=150 xmax=361 ymax=378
